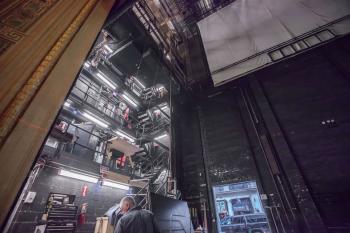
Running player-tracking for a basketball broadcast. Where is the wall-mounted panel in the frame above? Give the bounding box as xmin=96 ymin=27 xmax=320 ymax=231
xmin=257 ymin=44 xmax=350 ymax=231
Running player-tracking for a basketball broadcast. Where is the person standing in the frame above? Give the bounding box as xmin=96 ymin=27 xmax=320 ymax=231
xmin=106 ymin=142 xmax=124 ymax=170
xmin=115 ymin=196 xmax=161 ymax=233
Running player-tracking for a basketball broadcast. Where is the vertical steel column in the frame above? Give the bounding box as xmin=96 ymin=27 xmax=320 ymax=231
xmin=169 ymin=79 xmax=173 ymax=180
xmin=239 ymin=86 xmax=296 ymax=233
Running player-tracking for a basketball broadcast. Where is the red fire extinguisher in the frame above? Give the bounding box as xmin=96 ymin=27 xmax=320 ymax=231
xmin=81 ymin=184 xmax=88 ymax=197
xmin=78 ymin=203 xmax=88 ymax=225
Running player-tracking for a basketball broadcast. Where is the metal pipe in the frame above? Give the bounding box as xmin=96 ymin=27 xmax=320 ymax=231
xmin=239 ymin=87 xmax=291 ymax=224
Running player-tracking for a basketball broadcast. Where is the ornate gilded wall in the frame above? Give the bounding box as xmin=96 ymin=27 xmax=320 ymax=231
xmin=0 ymin=0 xmax=59 ymax=55
xmin=0 ymin=0 xmax=116 ymax=227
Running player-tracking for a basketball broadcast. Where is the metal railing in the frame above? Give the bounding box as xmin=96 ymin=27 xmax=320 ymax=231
xmin=70 ymin=75 xmax=170 ymax=137
xmin=128 ymin=178 xmax=152 ymax=210
xmin=51 ymin=117 xmax=134 ymax=175
xmin=51 ymin=116 xmax=171 ymax=179
xmin=138 ymin=118 xmax=169 ymax=135
xmin=70 ymin=75 xmax=139 ymax=125
xmin=128 ymin=173 xmax=178 ymax=211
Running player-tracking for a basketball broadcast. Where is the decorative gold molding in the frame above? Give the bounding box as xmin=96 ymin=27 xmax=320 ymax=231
xmin=0 ymin=23 xmax=25 ymax=42
xmin=0 ymin=0 xmax=99 ymax=146
xmin=0 ymin=0 xmax=59 ymax=32
xmin=0 ymin=0 xmax=60 ymax=55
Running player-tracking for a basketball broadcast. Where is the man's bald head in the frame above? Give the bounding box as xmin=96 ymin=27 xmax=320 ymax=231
xmin=120 ymin=196 xmax=136 ymax=213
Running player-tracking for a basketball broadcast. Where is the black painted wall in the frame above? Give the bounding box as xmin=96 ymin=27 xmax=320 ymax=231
xmin=255 ymin=36 xmax=350 ymax=231
xmin=8 ymin=167 xmax=128 ymax=233
xmin=176 ymin=35 xmax=350 ymax=233
xmin=173 ymin=96 xmax=208 ymax=229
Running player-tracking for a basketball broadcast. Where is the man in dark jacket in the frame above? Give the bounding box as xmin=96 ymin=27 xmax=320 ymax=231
xmin=115 ymin=196 xmax=161 ymax=233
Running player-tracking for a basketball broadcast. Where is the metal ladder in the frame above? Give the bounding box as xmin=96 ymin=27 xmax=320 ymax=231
xmin=128 ymin=171 xmax=180 ymax=211
xmin=128 ymin=178 xmax=152 ymax=210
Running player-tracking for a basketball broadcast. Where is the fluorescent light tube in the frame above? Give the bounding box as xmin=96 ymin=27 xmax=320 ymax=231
xmin=154 ymin=105 xmax=167 ymax=113
xmin=115 ymin=130 xmax=135 ymax=143
xmin=122 ymin=94 xmax=138 ymax=107
xmin=204 ymin=0 xmax=210 ymax=9
xmin=104 ymin=44 xmax=113 ymax=53
xmin=59 ymin=169 xmax=98 ymax=183
xmin=64 ymin=102 xmax=71 ymax=107
xmin=134 ymin=77 xmax=146 ymax=89
xmin=132 ymin=89 xmax=141 ymax=97
xmin=82 ymin=112 xmax=108 ymax=128
xmin=84 ymin=62 xmax=90 ymax=68
xmin=157 ymin=86 xmax=165 ymax=91
xmin=154 ymin=134 xmax=167 ymax=140
xmin=103 ymin=180 xmax=129 ymax=190
xmin=96 ymin=72 xmax=116 ymax=90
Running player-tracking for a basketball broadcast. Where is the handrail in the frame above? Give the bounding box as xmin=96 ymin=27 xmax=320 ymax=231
xmin=72 ymin=85 xmax=119 ymax=118
xmin=79 ymin=75 xmax=132 ymax=110
xmin=140 ymin=152 xmax=167 ymax=173
xmin=136 ymin=181 xmax=150 ymax=195
xmin=62 ymin=120 xmax=166 ymax=171
xmin=127 ymin=193 xmax=148 ymax=196
xmin=69 ymin=92 xmax=129 ymax=130
xmin=155 ymin=179 xmax=167 ymax=193
xmin=52 ymin=118 xmax=135 ymax=174
xmin=72 ymin=75 xmax=140 ymax=123
xmin=80 ymin=71 xmax=141 ymax=110
xmin=57 ymin=116 xmax=104 ymax=140
xmin=58 ymin=143 xmax=133 ymax=175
